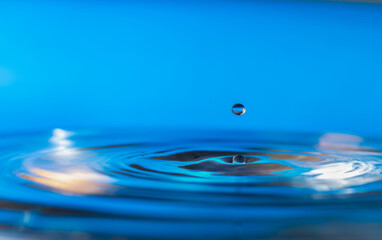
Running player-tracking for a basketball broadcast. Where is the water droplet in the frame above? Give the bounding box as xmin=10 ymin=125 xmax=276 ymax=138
xmin=233 ymin=155 xmax=246 ymax=164
xmin=232 ymin=103 xmax=245 ymax=115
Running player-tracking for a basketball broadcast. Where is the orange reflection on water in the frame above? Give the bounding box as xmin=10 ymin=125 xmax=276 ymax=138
xmin=317 ymin=133 xmax=365 ymax=151
xmin=18 ymin=168 xmax=116 ymax=195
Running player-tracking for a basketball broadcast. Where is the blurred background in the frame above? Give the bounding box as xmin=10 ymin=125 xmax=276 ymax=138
xmin=0 ymin=0 xmax=381 ymax=135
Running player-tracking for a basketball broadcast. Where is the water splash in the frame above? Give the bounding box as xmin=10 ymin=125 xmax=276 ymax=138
xmin=232 ymin=154 xmax=246 ymax=164
xmin=0 ymin=128 xmax=382 ymax=239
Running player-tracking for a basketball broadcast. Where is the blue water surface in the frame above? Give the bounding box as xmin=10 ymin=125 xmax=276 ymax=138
xmin=0 ymin=128 xmax=381 ymax=239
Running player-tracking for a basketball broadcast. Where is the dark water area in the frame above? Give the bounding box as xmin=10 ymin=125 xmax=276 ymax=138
xmin=1 ymin=128 xmax=382 ymax=239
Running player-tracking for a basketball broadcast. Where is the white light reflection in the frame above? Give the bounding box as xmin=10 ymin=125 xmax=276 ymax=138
xmin=298 ymin=133 xmax=382 ymax=193
xmin=18 ymin=128 xmax=116 ymax=195
xmin=302 ymin=160 xmax=381 ymax=192
xmin=307 ymin=162 xmax=373 ymax=180
xmin=49 ymin=128 xmax=76 ymax=156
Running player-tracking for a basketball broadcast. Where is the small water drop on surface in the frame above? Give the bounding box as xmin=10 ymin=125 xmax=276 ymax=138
xmin=233 ymin=155 xmax=246 ymax=164
xmin=232 ymin=103 xmax=245 ymax=115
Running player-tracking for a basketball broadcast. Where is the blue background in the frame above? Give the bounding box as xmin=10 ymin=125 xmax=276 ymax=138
xmin=0 ymin=0 xmax=381 ymax=135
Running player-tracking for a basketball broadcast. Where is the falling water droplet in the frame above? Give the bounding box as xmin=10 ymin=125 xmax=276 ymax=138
xmin=233 ymin=155 xmax=246 ymax=164
xmin=232 ymin=103 xmax=246 ymax=115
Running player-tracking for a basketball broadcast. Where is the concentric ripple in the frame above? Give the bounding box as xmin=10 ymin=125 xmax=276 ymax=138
xmin=1 ymin=128 xmax=382 ymax=239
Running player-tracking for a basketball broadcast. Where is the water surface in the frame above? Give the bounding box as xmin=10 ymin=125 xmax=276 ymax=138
xmin=0 ymin=128 xmax=382 ymax=239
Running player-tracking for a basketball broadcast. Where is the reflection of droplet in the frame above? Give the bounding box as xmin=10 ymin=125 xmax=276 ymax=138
xmin=232 ymin=103 xmax=245 ymax=115
xmin=233 ymin=155 xmax=246 ymax=164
